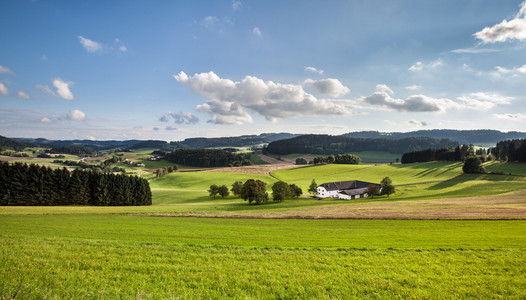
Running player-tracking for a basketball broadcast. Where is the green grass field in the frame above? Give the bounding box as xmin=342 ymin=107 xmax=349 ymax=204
xmin=1 ymin=216 xmax=525 ymax=298
xmin=1 ymin=160 xmax=526 ymax=298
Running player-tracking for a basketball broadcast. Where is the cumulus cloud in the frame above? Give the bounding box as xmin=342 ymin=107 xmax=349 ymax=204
xmin=253 ymin=27 xmax=262 ymax=37
xmin=304 ymin=78 xmax=350 ymax=97
xmin=165 ymin=126 xmax=178 ymax=131
xmin=0 ymin=82 xmax=8 ymax=95
xmin=66 ymin=109 xmax=85 ymax=121
xmin=35 ymin=84 xmax=56 ymax=95
xmin=375 ymin=84 xmax=394 ymax=94
xmin=16 ymin=91 xmax=30 ymax=100
xmin=304 ymin=66 xmax=324 ymax=75
xmin=159 ymin=115 xmax=169 ymax=122
xmin=492 ymin=113 xmax=526 ymax=120
xmin=196 ymin=100 xmax=253 ymax=125
xmin=474 ymin=1 xmax=526 ymax=43
xmin=52 ymin=78 xmax=74 ymax=100
xmin=153 ymin=127 xmax=160 ymax=131
xmin=456 ymin=92 xmax=513 ymax=110
xmin=363 ymin=92 xmax=455 ymax=112
xmin=409 ymin=59 xmax=443 ymax=72
xmin=0 ymin=65 xmax=12 ymax=74
xmin=78 ymin=36 xmax=103 ymax=53
xmin=175 ymin=71 xmax=353 ymax=124
xmin=40 ymin=117 xmax=53 ymax=124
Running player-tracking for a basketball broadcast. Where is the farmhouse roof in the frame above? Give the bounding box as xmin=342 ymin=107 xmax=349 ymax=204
xmin=319 ymin=180 xmax=375 ymax=191
xmin=339 ymin=187 xmax=369 ymax=196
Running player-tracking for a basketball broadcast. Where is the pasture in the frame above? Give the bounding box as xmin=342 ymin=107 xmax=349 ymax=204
xmin=1 ymin=160 xmax=526 ymax=298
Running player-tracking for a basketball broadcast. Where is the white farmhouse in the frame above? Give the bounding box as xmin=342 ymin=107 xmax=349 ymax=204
xmin=316 ymin=180 xmax=382 ymax=200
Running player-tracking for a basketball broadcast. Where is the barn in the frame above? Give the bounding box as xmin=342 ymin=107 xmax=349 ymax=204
xmin=316 ymin=180 xmax=382 ymax=200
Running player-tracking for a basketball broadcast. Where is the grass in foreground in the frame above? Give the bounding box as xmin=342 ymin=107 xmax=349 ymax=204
xmin=1 ymin=217 xmax=525 ymax=299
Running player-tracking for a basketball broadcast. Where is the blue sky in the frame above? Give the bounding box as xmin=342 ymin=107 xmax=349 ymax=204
xmin=1 ymin=0 xmax=526 ymax=141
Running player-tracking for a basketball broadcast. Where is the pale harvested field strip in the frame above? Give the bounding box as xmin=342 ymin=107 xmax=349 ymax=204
xmin=147 ymin=189 xmax=526 ymax=220
xmin=205 ymin=163 xmax=299 ymax=175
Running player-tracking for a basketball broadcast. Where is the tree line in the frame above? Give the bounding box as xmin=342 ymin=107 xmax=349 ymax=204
xmin=264 ymin=134 xmax=459 ymax=155
xmin=0 ymin=162 xmax=152 ymax=206
xmin=401 ymin=139 xmax=526 ymax=164
xmin=159 ymin=149 xmax=253 ymax=167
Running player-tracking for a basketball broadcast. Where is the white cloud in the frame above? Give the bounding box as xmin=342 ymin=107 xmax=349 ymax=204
xmin=492 ymin=113 xmax=526 ymax=120
xmin=407 ymin=120 xmax=428 ymax=127
xmin=0 ymin=82 xmax=8 ymax=95
xmin=0 ymin=65 xmax=12 ymax=74
xmin=16 ymin=91 xmax=30 ymax=100
xmin=200 ymin=16 xmax=219 ymax=29
xmin=495 ymin=64 xmax=526 ymax=75
xmin=196 ymin=100 xmax=253 ymax=125
xmin=164 ymin=112 xmax=200 ymax=124
xmin=456 ymin=92 xmax=513 ymax=110
xmin=40 ymin=117 xmax=53 ymax=124
xmin=66 ymin=109 xmax=86 ymax=121
xmin=233 ymin=0 xmax=242 ymax=10
xmin=405 ymin=85 xmax=421 ymax=91
xmin=253 ymin=27 xmax=262 ymax=37
xmin=87 ymin=136 xmax=96 ymax=141
xmin=363 ymin=92 xmax=455 ymax=112
xmin=375 ymin=84 xmax=394 ymax=94
xmin=304 ymin=66 xmax=324 ymax=75
xmin=35 ymin=84 xmax=56 ymax=95
xmin=451 ymin=47 xmax=501 ymax=54
xmin=304 ymin=78 xmax=350 ymax=97
xmin=175 ymin=71 xmax=353 ymax=124
xmin=474 ymin=1 xmax=526 ymax=43
xmin=119 ymin=45 xmax=127 ymax=52
xmin=52 ymin=78 xmax=74 ymax=100
xmin=408 ymin=59 xmax=443 ymax=72
xmin=78 ymin=36 xmax=103 ymax=53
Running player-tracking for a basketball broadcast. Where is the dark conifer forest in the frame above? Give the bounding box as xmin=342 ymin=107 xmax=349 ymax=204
xmin=0 ymin=162 xmax=152 ymax=206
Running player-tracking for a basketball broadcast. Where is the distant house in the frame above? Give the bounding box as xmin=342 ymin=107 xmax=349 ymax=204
xmin=136 ymin=163 xmax=146 ymax=167
xmin=316 ymin=180 xmax=382 ymax=200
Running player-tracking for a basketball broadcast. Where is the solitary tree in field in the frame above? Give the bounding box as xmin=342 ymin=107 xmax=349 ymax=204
xmin=272 ymin=181 xmax=290 ymax=202
xmin=289 ymin=184 xmax=302 ymax=198
xmin=308 ymin=179 xmax=318 ymax=195
xmin=231 ymin=181 xmax=243 ymax=196
xmin=208 ymin=184 xmax=219 ymax=198
xmin=218 ymin=185 xmax=229 ymax=198
xmin=241 ymin=179 xmax=268 ymax=205
xmin=463 ymin=156 xmax=485 ymax=174
xmin=366 ymin=184 xmax=380 ymax=198
xmin=380 ymin=177 xmax=395 ymax=197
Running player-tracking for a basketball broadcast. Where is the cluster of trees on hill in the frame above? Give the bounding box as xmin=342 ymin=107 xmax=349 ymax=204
xmin=401 ymin=145 xmax=482 ymax=164
xmin=493 ymin=139 xmax=526 ymax=162
xmin=208 ymin=179 xmax=302 ymax=204
xmin=160 ymin=149 xmax=252 ymax=167
xmin=0 ymin=162 xmax=152 ymax=206
xmin=49 ymin=145 xmax=95 ymax=156
xmin=265 ymin=135 xmax=458 ymax=155
xmin=0 ymin=135 xmax=28 ymax=151
xmin=313 ymin=154 xmax=360 ymax=165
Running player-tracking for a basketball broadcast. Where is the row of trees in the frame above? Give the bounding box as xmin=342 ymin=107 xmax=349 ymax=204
xmin=208 ymin=180 xmax=303 ymax=204
xmin=0 ymin=162 xmax=152 ymax=206
xmin=312 ymin=154 xmax=360 ymax=165
xmin=401 ymin=139 xmax=526 ymax=164
xmin=155 ymin=165 xmax=178 ymax=178
xmin=160 ymin=149 xmax=253 ymax=168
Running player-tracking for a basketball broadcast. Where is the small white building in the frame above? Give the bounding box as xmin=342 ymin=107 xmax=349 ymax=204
xmin=317 ymin=180 xmax=381 ymax=200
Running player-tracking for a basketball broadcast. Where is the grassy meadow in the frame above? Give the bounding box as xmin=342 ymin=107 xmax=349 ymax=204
xmin=1 ymin=158 xmax=526 ymax=298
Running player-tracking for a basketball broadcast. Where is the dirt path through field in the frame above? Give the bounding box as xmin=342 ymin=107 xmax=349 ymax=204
xmin=147 ymin=189 xmax=526 ymax=220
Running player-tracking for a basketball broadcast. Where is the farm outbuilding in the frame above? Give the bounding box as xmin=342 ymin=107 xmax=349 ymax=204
xmin=316 ymin=180 xmax=381 ymax=200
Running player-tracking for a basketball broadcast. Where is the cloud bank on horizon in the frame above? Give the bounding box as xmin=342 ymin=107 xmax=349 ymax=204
xmin=0 ymin=1 xmax=525 ymax=140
